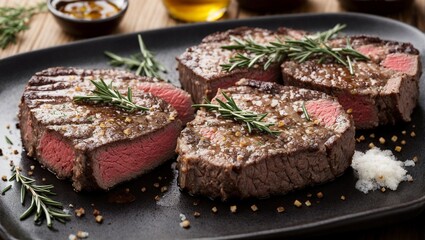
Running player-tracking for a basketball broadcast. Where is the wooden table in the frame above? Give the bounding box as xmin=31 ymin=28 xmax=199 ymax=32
xmin=1 ymin=0 xmax=425 ymax=239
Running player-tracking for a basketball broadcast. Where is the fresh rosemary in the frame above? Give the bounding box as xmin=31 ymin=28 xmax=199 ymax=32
xmin=73 ymin=78 xmax=150 ymax=113
xmin=5 ymin=136 xmax=13 ymax=145
xmin=193 ymin=92 xmax=281 ymax=135
xmin=0 ymin=2 xmax=47 ymax=49
xmin=105 ymin=35 xmax=167 ymax=78
xmin=302 ymin=101 xmax=311 ymax=121
xmin=1 ymin=185 xmax=12 ymax=195
xmin=9 ymin=165 xmax=71 ymax=228
xmin=221 ymin=24 xmax=369 ymax=75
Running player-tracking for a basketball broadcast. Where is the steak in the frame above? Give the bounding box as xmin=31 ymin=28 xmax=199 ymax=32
xmin=177 ymin=27 xmax=306 ymax=103
xmin=282 ymin=36 xmax=421 ymax=129
xmin=19 ymin=67 xmax=185 ymax=191
xmin=176 ymin=79 xmax=355 ymax=200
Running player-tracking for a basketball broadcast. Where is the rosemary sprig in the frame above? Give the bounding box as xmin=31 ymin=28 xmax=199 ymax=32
xmin=9 ymin=165 xmax=71 ymax=228
xmin=5 ymin=136 xmax=13 ymax=145
xmin=0 ymin=2 xmax=47 ymax=49
xmin=1 ymin=185 xmax=12 ymax=195
xmin=73 ymin=78 xmax=149 ymax=113
xmin=193 ymin=92 xmax=281 ymax=135
xmin=105 ymin=35 xmax=167 ymax=79
xmin=221 ymin=24 xmax=369 ymax=75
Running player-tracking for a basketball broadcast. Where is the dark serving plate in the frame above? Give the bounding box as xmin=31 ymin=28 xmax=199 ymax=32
xmin=0 ymin=13 xmax=424 ymax=240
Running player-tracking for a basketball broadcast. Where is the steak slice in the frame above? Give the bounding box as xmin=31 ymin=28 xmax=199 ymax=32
xmin=177 ymin=27 xmax=306 ymax=103
xmin=28 ymin=67 xmax=194 ymax=125
xmin=282 ymin=36 xmax=421 ymax=129
xmin=176 ymin=79 xmax=355 ymax=200
xmin=19 ymin=67 xmax=183 ymax=191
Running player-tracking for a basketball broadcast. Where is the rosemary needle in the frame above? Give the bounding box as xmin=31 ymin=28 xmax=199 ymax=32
xmin=5 ymin=136 xmax=13 ymax=145
xmin=193 ymin=91 xmax=281 ymax=136
xmin=73 ymin=78 xmax=150 ymax=113
xmin=9 ymin=165 xmax=70 ymax=228
xmin=1 ymin=185 xmax=12 ymax=195
xmin=302 ymin=101 xmax=311 ymax=121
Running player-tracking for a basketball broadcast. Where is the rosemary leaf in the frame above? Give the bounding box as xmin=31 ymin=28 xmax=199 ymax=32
xmin=20 ymin=184 xmax=26 ymax=204
xmin=5 ymin=136 xmax=13 ymax=145
xmin=74 ymin=79 xmax=149 ymax=113
xmin=193 ymin=92 xmax=281 ymax=136
xmin=9 ymin=165 xmax=71 ymax=228
xmin=20 ymin=198 xmax=35 ymax=220
xmin=1 ymin=185 xmax=12 ymax=195
xmin=302 ymin=101 xmax=311 ymax=121
xmin=221 ymin=24 xmax=369 ymax=75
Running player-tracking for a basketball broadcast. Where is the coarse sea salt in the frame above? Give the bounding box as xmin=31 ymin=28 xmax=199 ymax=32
xmin=351 ymin=148 xmax=414 ymax=194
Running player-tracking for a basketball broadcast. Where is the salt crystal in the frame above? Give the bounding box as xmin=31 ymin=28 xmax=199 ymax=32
xmin=404 ymin=160 xmax=416 ymax=167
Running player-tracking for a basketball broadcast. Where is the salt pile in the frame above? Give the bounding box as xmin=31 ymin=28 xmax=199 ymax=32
xmin=351 ymin=148 xmax=414 ymax=194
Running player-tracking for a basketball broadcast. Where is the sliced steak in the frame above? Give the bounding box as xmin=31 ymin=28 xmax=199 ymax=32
xmin=19 ymin=67 xmax=183 ymax=191
xmin=282 ymin=36 xmax=421 ymax=129
xmin=136 ymin=81 xmax=194 ymax=125
xmin=177 ymin=27 xmax=306 ymax=103
xmin=29 ymin=67 xmax=194 ymax=125
xmin=176 ymin=79 xmax=355 ymax=200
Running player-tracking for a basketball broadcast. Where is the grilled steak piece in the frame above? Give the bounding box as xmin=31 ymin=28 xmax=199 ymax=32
xmin=136 ymin=81 xmax=194 ymax=125
xmin=27 ymin=67 xmax=194 ymax=125
xmin=282 ymin=36 xmax=421 ymax=129
xmin=176 ymin=79 xmax=355 ymax=200
xmin=177 ymin=27 xmax=306 ymax=103
xmin=19 ymin=67 xmax=185 ymax=191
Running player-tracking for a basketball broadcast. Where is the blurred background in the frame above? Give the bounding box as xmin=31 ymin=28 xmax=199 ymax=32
xmin=1 ymin=0 xmax=425 ymax=59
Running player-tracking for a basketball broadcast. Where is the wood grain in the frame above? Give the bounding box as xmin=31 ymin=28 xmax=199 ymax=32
xmin=1 ymin=0 xmax=425 ymax=59
xmin=1 ymin=0 xmax=425 ymax=239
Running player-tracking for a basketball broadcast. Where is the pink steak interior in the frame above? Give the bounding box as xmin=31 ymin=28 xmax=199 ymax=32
xmin=337 ymin=93 xmax=377 ymax=128
xmin=39 ymin=131 xmax=75 ymax=179
xmin=305 ymin=99 xmax=341 ymax=127
xmin=92 ymin=122 xmax=180 ymax=189
xmin=381 ymin=53 xmax=418 ymax=76
xmin=138 ymin=83 xmax=194 ymax=124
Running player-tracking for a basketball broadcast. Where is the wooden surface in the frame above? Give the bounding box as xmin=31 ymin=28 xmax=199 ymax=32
xmin=2 ymin=0 xmax=425 ymax=59
xmin=1 ymin=0 xmax=425 ymax=239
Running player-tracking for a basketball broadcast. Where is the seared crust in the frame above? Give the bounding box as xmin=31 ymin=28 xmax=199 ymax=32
xmin=282 ymin=36 xmax=421 ymax=129
xmin=177 ymin=27 xmax=307 ymax=103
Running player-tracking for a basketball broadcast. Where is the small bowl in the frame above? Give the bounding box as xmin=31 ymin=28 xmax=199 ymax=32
xmin=47 ymin=0 xmax=129 ymax=37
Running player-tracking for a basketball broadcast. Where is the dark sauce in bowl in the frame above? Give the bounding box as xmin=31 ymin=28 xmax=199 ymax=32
xmin=48 ymin=0 xmax=128 ymax=37
xmin=55 ymin=0 xmax=121 ymax=20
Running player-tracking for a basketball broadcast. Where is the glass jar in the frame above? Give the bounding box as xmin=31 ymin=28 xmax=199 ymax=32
xmin=162 ymin=0 xmax=230 ymax=22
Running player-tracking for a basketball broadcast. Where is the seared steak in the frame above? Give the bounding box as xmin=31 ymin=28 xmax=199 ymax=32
xmin=282 ymin=36 xmax=421 ymax=129
xmin=176 ymin=79 xmax=355 ymax=200
xmin=177 ymin=27 xmax=305 ymax=103
xmin=19 ymin=67 xmax=185 ymax=191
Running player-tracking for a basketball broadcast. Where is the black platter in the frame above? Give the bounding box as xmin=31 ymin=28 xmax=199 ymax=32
xmin=0 ymin=13 xmax=424 ymax=240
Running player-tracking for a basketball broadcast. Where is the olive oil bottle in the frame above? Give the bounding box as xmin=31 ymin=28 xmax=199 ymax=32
xmin=162 ymin=0 xmax=230 ymax=22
